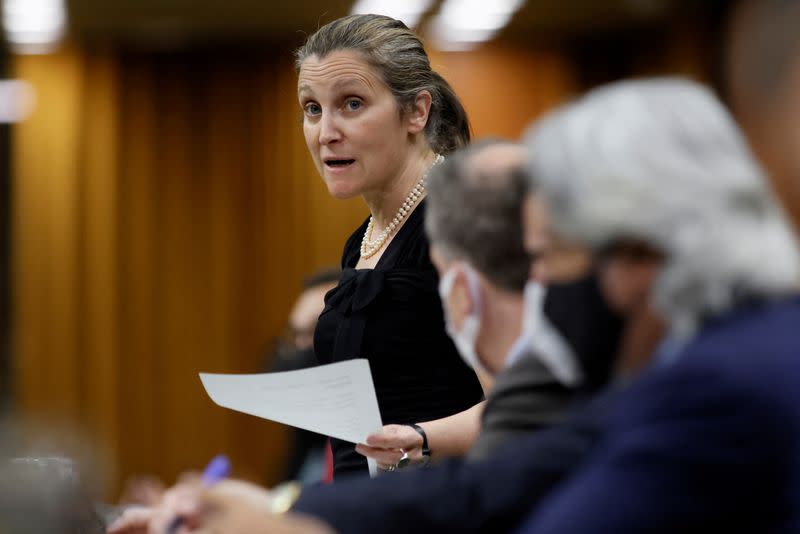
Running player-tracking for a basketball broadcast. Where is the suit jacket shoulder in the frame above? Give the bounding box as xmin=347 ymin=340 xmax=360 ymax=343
xmin=469 ymin=351 xmax=576 ymax=460
xmin=518 ymin=297 xmax=800 ymax=533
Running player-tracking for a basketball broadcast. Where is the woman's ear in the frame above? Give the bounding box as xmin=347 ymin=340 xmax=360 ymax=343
xmin=406 ymin=90 xmax=432 ymax=134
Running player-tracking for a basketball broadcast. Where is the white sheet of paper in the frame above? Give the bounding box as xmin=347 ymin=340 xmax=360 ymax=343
xmin=199 ymin=359 xmax=383 ymax=476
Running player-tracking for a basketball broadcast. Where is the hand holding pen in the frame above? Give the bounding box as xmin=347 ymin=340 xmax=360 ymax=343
xmin=108 ymin=455 xmax=333 ymax=534
xmin=106 ymin=455 xmax=230 ymax=534
xmin=164 ymin=455 xmax=231 ymax=533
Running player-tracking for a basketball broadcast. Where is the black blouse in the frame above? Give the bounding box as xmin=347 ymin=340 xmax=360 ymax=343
xmin=314 ymin=201 xmax=484 ymax=477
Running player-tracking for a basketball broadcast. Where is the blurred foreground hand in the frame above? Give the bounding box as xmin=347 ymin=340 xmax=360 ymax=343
xmin=118 ymin=475 xmax=166 ymax=507
xmin=108 ymin=479 xmax=333 ymax=534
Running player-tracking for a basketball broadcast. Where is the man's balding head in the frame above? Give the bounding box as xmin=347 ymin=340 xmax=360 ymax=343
xmin=463 ymin=142 xmax=527 ymax=177
xmin=425 ymin=140 xmax=531 ymax=293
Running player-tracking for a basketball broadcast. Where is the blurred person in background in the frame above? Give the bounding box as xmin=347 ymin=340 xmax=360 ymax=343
xmin=272 ymin=268 xmax=340 ymax=364
xmin=295 ymin=13 xmax=487 ymax=477
xmin=268 ymin=267 xmax=339 ymax=484
xmin=514 ymin=77 xmax=800 ymax=532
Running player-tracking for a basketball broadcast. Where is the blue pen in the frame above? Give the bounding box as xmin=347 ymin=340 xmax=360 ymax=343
xmin=166 ymin=454 xmax=231 ymax=533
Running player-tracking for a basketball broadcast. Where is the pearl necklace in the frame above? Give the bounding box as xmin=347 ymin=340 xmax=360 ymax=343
xmin=360 ymin=154 xmax=444 ymax=259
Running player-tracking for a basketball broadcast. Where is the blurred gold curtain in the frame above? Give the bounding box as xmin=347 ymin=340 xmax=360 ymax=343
xmin=432 ymin=44 xmax=577 ymax=138
xmin=10 ymin=42 xmax=575 ymax=497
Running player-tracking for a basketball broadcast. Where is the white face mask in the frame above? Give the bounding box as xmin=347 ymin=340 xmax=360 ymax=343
xmin=438 ymin=264 xmax=485 ymax=373
xmin=522 ymin=281 xmax=547 ymax=340
xmin=522 ymin=280 xmax=582 ymax=386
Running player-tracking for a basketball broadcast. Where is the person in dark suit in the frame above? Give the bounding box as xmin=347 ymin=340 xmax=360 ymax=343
xmin=513 ymin=77 xmax=800 ymax=532
xmin=516 ymin=4 xmax=800 ymax=530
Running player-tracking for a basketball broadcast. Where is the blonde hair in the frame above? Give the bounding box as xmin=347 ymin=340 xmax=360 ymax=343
xmin=295 ymin=14 xmax=471 ymax=155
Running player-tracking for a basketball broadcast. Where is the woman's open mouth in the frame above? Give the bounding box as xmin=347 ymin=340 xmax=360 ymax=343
xmin=324 ymin=158 xmax=356 ymax=170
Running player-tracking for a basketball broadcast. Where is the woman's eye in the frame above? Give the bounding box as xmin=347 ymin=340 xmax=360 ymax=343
xmin=346 ymin=99 xmax=362 ymax=111
xmin=305 ymin=103 xmax=321 ymax=116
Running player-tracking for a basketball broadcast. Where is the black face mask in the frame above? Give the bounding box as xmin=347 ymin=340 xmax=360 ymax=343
xmin=543 ymin=272 xmax=625 ymax=393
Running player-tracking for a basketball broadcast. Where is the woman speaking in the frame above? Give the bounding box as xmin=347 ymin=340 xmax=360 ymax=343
xmin=106 ymin=14 xmax=488 ymax=532
xmin=296 ymin=14 xmax=486 ymax=477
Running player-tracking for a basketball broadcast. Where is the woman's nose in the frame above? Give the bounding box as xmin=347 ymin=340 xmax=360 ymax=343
xmin=318 ymin=112 xmax=342 ymax=145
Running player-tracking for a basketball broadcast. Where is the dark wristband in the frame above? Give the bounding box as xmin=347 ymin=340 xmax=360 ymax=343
xmin=409 ymin=424 xmax=431 ymax=465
